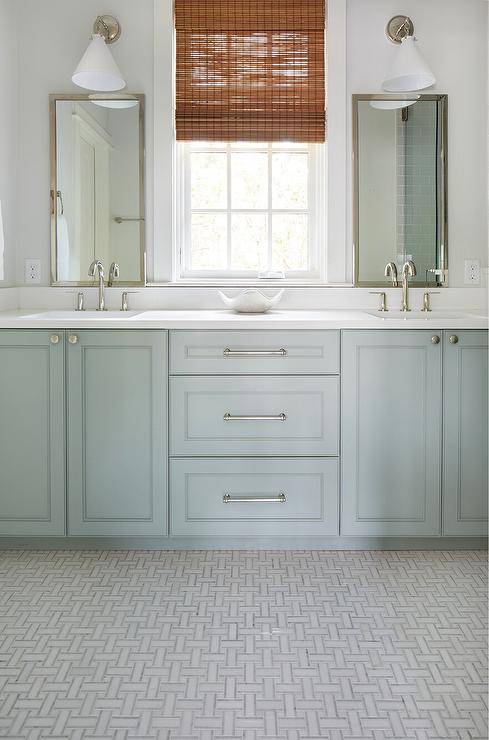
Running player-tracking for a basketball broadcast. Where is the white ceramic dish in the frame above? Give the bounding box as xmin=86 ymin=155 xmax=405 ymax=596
xmin=218 ymin=289 xmax=284 ymax=313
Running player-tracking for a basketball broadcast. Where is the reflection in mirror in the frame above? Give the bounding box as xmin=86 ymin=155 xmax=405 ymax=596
xmin=51 ymin=95 xmax=145 ymax=285
xmin=353 ymin=95 xmax=447 ymax=287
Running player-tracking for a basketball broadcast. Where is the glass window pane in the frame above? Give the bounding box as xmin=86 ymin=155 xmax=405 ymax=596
xmin=272 ymin=153 xmax=308 ymax=209
xmin=231 ymin=214 xmax=268 ymax=271
xmin=231 ymin=153 xmax=268 ymax=209
xmin=191 ymin=153 xmax=227 ymax=208
xmin=191 ymin=213 xmax=227 ymax=270
xmin=272 ymin=214 xmax=308 ymax=271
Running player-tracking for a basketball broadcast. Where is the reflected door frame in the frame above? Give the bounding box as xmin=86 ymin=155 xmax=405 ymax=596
xmin=72 ymin=104 xmax=112 ymax=280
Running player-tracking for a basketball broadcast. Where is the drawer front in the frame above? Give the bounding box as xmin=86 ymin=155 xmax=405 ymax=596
xmin=170 ymin=330 xmax=340 ymax=375
xmin=170 ymin=376 xmax=339 ymax=456
xmin=170 ymin=458 xmax=339 ymax=535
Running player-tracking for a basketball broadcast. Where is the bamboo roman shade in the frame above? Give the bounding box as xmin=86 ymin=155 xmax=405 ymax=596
xmin=175 ymin=0 xmax=326 ymax=142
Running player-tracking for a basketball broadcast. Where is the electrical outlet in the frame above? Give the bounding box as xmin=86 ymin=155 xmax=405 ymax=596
xmin=25 ymin=258 xmax=41 ymax=283
xmin=464 ymin=259 xmax=480 ymax=285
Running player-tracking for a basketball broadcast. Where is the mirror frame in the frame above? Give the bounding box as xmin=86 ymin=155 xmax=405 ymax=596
xmin=49 ymin=93 xmax=146 ymax=286
xmin=352 ymin=93 xmax=448 ymax=288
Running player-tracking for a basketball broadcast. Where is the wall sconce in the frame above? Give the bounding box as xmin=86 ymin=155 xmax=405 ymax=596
xmin=72 ymin=15 xmax=125 ymax=92
xmin=382 ymin=15 xmax=436 ymax=92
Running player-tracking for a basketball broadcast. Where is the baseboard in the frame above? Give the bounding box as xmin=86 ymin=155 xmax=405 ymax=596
xmin=0 ymin=536 xmax=486 ymax=550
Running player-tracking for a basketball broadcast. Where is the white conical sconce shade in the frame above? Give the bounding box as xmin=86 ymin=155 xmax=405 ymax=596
xmin=72 ymin=34 xmax=126 ymax=92
xmin=382 ymin=36 xmax=436 ymax=92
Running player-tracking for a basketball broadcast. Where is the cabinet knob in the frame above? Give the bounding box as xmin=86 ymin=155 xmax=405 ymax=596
xmin=68 ymin=334 xmax=78 ymax=345
xmin=449 ymin=335 xmax=459 ymax=344
xmin=50 ymin=334 xmax=60 ymax=345
xmin=431 ymin=335 xmax=440 ymax=344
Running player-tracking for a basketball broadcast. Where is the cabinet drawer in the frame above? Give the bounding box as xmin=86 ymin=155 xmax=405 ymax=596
xmin=170 ymin=330 xmax=340 ymax=375
xmin=170 ymin=458 xmax=339 ymax=536
xmin=170 ymin=376 xmax=339 ymax=456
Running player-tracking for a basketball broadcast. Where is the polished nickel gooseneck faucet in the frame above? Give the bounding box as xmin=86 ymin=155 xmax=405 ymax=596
xmin=401 ymin=260 xmax=417 ymax=312
xmin=88 ymin=259 xmax=106 ymax=311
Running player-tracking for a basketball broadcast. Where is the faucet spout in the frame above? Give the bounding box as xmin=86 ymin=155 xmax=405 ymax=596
xmin=88 ymin=259 xmax=106 ymax=311
xmin=401 ymin=260 xmax=417 ymax=312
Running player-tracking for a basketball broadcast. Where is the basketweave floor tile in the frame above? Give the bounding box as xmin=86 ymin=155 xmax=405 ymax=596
xmin=0 ymin=549 xmax=486 ymax=739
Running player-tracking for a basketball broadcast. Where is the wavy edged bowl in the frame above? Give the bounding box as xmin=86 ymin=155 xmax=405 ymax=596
xmin=218 ymin=289 xmax=284 ymax=314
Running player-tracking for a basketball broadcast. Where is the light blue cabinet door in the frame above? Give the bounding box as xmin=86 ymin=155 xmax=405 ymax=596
xmin=443 ymin=330 xmax=488 ymax=535
xmin=0 ymin=330 xmax=65 ymax=535
xmin=67 ymin=330 xmax=168 ymax=535
xmin=341 ymin=330 xmax=442 ymax=536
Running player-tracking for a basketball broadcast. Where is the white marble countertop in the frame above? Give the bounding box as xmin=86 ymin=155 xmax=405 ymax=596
xmin=0 ymin=308 xmax=486 ymax=330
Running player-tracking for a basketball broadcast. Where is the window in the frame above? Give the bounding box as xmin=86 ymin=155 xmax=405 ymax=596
xmin=174 ymin=0 xmax=326 ymax=281
xmin=177 ymin=141 xmax=325 ymax=279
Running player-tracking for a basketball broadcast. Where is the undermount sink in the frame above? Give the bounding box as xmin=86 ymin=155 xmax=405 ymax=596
xmin=23 ymin=310 xmax=143 ymax=319
xmin=364 ymin=310 xmax=467 ymax=320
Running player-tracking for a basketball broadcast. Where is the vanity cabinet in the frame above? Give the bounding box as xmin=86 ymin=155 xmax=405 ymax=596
xmin=0 ymin=325 xmax=486 ymax=543
xmin=66 ymin=330 xmax=168 ymax=535
xmin=443 ymin=331 xmax=488 ymax=535
xmin=0 ymin=330 xmax=65 ymax=535
xmin=341 ymin=330 xmax=443 ymax=536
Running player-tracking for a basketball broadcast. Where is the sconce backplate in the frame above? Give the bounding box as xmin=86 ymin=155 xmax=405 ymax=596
xmin=93 ymin=15 xmax=121 ymax=44
xmin=386 ymin=15 xmax=414 ymax=44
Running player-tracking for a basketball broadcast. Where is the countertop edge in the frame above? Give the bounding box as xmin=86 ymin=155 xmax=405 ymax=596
xmin=0 ymin=310 xmax=486 ymax=331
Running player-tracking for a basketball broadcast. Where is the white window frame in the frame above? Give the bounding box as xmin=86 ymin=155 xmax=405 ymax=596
xmin=174 ymin=142 xmax=326 ymax=282
xmin=152 ymin=0 xmax=348 ymax=285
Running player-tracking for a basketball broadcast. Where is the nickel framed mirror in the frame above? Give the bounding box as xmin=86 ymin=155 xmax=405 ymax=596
xmin=50 ymin=94 xmax=145 ymax=286
xmin=353 ymin=94 xmax=447 ymax=287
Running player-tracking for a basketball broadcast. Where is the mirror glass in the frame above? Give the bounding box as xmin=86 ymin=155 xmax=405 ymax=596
xmin=51 ymin=95 xmax=145 ymax=285
xmin=353 ymin=95 xmax=447 ymax=286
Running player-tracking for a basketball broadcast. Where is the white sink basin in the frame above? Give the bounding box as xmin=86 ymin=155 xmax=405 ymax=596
xmin=23 ymin=310 xmax=142 ymax=319
xmin=364 ymin=310 xmax=467 ymax=320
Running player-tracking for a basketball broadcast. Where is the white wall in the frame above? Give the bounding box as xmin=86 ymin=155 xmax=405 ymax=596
xmin=2 ymin=0 xmax=488 ymax=288
xmin=14 ymin=0 xmax=154 ymax=286
xmin=0 ymin=0 xmax=18 ymax=286
xmin=347 ymin=0 xmax=488 ymax=286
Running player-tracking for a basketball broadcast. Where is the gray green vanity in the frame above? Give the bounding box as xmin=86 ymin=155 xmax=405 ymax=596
xmin=0 ymin=325 xmax=486 ymax=545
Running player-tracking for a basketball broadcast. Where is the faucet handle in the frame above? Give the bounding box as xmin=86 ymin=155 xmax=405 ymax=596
xmin=421 ymin=291 xmax=440 ymax=312
xmin=121 ymin=291 xmax=138 ymax=312
xmin=370 ymin=291 xmax=387 ymax=312
xmin=65 ymin=290 xmax=85 ymax=311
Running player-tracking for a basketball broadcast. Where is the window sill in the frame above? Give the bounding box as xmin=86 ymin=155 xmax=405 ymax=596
xmin=146 ymin=280 xmax=354 ymax=288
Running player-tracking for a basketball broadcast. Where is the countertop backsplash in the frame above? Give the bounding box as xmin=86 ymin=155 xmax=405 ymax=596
xmin=0 ymin=285 xmax=486 ymax=314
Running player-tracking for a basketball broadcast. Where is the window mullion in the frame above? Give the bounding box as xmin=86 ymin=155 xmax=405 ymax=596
xmin=267 ymin=143 xmax=273 ymax=272
xmin=227 ymin=144 xmax=232 ymax=270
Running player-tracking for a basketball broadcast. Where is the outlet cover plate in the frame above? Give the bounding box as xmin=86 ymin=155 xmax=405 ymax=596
xmin=25 ymin=258 xmax=41 ymax=283
xmin=464 ymin=259 xmax=480 ymax=285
